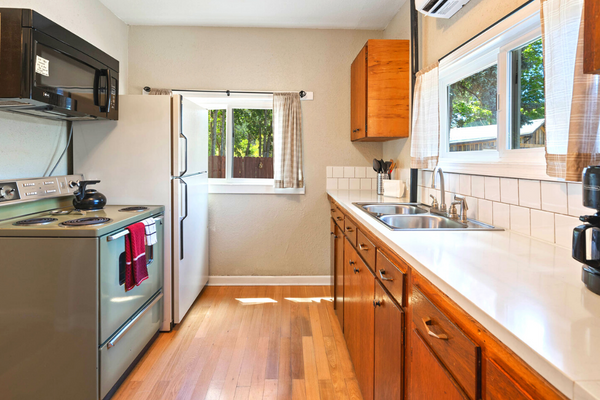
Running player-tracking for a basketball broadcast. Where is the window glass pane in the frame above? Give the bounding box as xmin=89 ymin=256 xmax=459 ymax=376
xmin=510 ymin=38 xmax=545 ymax=149
xmin=232 ymin=109 xmax=274 ymax=179
xmin=208 ymin=109 xmax=226 ymax=178
xmin=448 ymin=65 xmax=498 ymax=152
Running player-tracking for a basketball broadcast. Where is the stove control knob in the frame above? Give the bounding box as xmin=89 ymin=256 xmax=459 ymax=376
xmin=0 ymin=186 xmax=17 ymax=200
xmin=69 ymin=180 xmax=79 ymax=188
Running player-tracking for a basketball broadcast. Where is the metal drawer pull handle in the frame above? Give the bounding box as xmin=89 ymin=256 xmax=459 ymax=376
xmin=330 ymin=232 xmax=338 ymax=239
xmin=107 ymin=215 xmax=164 ymax=241
xmin=337 ymin=216 xmax=343 ymax=221
xmin=422 ymin=317 xmax=448 ymax=340
xmin=353 ymin=267 xmax=360 ymax=274
xmin=379 ymin=269 xmax=393 ymax=281
xmin=107 ymin=291 xmax=163 ymax=349
xmin=373 ymin=300 xmax=381 ymax=307
xmin=346 ymin=227 xmax=353 ymax=232
xmin=359 ymin=244 xmax=368 ymax=251
xmin=349 ymin=260 xmax=356 ymax=265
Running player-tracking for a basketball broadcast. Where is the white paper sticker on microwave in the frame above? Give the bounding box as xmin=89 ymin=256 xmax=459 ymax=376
xmin=35 ymin=56 xmax=50 ymax=77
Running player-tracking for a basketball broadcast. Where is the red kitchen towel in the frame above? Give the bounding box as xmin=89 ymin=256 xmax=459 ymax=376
xmin=125 ymin=222 xmax=149 ymax=291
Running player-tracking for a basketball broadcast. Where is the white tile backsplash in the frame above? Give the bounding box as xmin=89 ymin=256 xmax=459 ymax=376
xmin=510 ymin=205 xmax=530 ymax=236
xmin=343 ymin=167 xmax=354 ymax=178
xmin=414 ymin=170 xmax=584 ymax=247
xmin=361 ymin=178 xmax=372 ymax=190
xmin=326 ymin=166 xmax=333 ymax=178
xmin=519 ymin=179 xmax=541 ymax=209
xmin=472 ymin=176 xmax=485 ymax=198
xmin=555 ymin=213 xmax=580 ymax=248
xmin=478 ymin=199 xmax=493 ymax=224
xmin=541 ymin=181 xmax=568 ymax=214
xmin=349 ymin=178 xmax=361 ymax=190
xmin=332 ymin=166 xmax=344 ymax=178
xmin=326 ymin=178 xmax=337 ymax=190
xmin=500 ymin=178 xmax=519 ymax=205
xmin=484 ymin=177 xmax=501 ymax=201
xmin=567 ymin=183 xmax=588 ymax=217
xmin=366 ymin=168 xmax=377 ymax=179
xmin=493 ymin=202 xmax=510 ymax=229
xmin=531 ymin=209 xmax=555 ymax=243
xmin=338 ymin=178 xmax=349 ymax=190
xmin=459 ymin=175 xmax=472 ymax=196
xmin=354 ymin=167 xmax=366 ymax=178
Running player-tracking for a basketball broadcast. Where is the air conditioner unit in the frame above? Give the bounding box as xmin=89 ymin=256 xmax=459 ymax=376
xmin=416 ymin=0 xmax=471 ymax=18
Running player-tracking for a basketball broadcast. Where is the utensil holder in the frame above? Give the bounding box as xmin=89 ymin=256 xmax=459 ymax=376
xmin=377 ymin=173 xmax=388 ymax=195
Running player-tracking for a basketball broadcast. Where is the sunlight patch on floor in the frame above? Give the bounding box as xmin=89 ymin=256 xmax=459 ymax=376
xmin=284 ymin=297 xmax=333 ymax=303
xmin=235 ymin=297 xmax=278 ymax=305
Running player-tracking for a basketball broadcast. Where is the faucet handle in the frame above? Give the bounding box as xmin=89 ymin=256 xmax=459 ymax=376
xmin=430 ymin=194 xmax=439 ymax=209
xmin=454 ymin=195 xmax=468 ymax=210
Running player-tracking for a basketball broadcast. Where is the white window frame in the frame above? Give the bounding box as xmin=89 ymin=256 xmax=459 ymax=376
xmin=437 ymin=2 xmax=550 ymax=180
xmin=177 ymin=92 xmax=305 ymax=195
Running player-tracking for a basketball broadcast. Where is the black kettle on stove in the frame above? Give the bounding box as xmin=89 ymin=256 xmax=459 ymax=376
xmin=72 ymin=180 xmax=107 ymax=211
xmin=573 ymin=166 xmax=600 ymax=295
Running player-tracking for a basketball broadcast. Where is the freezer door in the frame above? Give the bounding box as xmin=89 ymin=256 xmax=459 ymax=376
xmin=172 ymin=95 xmax=209 ymax=177
xmin=172 ymin=172 xmax=209 ymax=323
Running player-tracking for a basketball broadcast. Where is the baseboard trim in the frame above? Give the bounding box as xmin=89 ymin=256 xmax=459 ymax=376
xmin=208 ymin=275 xmax=331 ymax=286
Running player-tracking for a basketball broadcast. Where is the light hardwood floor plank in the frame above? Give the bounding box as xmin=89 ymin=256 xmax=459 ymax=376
xmin=110 ymin=286 xmax=363 ymax=400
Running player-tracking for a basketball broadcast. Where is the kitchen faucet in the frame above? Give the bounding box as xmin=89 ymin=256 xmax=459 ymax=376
xmin=430 ymin=166 xmax=446 ymax=213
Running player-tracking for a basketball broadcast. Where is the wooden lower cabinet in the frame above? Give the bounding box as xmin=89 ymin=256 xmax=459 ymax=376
xmin=486 ymin=358 xmax=533 ymax=400
xmin=374 ymin=281 xmax=404 ymax=400
xmin=409 ymin=326 xmax=469 ymax=400
xmin=343 ymin=238 xmax=375 ymax=400
xmin=333 ymin=222 xmax=344 ymax=329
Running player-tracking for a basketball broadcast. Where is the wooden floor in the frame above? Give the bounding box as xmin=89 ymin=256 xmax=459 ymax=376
xmin=112 ymin=286 xmax=363 ymax=400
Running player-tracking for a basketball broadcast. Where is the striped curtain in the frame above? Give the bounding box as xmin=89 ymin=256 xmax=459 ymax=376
xmin=410 ymin=62 xmax=440 ymax=169
xmin=542 ymin=0 xmax=600 ymax=181
xmin=273 ymin=92 xmax=304 ymax=188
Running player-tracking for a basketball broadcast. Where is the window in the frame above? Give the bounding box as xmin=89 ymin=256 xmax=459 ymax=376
xmin=178 ymin=92 xmax=305 ymax=194
xmin=438 ymin=2 xmax=547 ymax=177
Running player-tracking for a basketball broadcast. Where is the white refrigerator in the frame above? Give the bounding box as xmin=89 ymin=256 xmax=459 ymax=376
xmin=74 ymin=94 xmax=209 ymax=330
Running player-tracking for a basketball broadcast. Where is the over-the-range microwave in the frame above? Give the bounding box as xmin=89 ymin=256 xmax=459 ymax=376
xmin=0 ymin=9 xmax=119 ymax=121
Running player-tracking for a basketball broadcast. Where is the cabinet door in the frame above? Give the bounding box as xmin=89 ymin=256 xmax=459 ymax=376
xmin=334 ymin=223 xmax=344 ymax=329
xmin=374 ymin=281 xmax=404 ymax=400
xmin=351 ymin=45 xmax=367 ymax=141
xmin=343 ymin=239 xmax=374 ymax=400
xmin=486 ymin=358 xmax=533 ymax=400
xmin=409 ymin=327 xmax=469 ymax=400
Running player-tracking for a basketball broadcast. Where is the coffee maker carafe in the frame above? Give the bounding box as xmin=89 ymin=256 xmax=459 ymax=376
xmin=573 ymin=166 xmax=600 ymax=295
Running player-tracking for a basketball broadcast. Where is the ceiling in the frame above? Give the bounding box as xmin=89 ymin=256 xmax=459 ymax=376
xmin=99 ymin=0 xmax=407 ymax=30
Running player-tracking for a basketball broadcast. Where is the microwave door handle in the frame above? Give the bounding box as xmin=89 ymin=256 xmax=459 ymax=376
xmin=93 ymin=70 xmax=100 ymax=106
xmin=180 ymin=178 xmax=188 ymax=260
xmin=103 ymin=69 xmax=112 ymax=112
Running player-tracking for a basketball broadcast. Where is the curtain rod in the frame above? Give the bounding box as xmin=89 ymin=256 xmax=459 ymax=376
xmin=437 ymin=0 xmax=536 ymax=63
xmin=145 ymin=87 xmax=307 ymax=98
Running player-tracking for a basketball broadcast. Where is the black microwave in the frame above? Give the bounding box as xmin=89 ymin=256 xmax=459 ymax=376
xmin=0 ymin=9 xmax=119 ymax=121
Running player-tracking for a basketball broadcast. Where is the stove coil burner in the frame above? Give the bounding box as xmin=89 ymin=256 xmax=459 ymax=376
xmin=61 ymin=217 xmax=112 ymax=227
xmin=14 ymin=217 xmax=58 ymax=226
xmin=118 ymin=206 xmax=149 ymax=212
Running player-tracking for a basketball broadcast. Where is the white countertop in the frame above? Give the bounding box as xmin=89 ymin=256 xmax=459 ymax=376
xmin=327 ymin=190 xmax=600 ymax=400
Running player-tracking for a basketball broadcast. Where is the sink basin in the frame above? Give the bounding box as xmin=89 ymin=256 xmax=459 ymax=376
xmin=380 ymin=215 xmax=466 ymax=229
xmin=360 ymin=204 xmax=428 ymax=215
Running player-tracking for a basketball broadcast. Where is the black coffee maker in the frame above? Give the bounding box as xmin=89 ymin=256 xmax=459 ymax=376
xmin=573 ymin=166 xmax=600 ymax=295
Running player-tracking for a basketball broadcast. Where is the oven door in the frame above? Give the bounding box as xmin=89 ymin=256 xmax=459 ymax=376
xmin=28 ymin=29 xmax=118 ymax=120
xmin=99 ymin=215 xmax=164 ymax=345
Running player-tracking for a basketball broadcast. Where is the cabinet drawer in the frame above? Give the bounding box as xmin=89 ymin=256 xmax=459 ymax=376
xmin=345 ymin=218 xmax=357 ymax=246
xmin=411 ymin=288 xmax=480 ymax=400
xmin=357 ymin=230 xmax=376 ymax=268
xmin=331 ymin=207 xmax=345 ymax=230
xmin=375 ymin=251 xmax=405 ymax=307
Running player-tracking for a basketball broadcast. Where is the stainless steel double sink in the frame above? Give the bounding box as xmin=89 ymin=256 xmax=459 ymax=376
xmin=353 ymin=202 xmax=503 ymax=231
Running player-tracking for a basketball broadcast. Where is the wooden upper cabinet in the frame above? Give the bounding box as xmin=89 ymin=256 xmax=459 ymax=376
xmin=350 ymin=39 xmax=410 ymax=142
xmin=584 ymin=0 xmax=600 ymax=74
xmin=486 ymin=358 xmax=534 ymax=400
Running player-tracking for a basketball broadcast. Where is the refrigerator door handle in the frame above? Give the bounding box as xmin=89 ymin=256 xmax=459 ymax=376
xmin=180 ymin=177 xmax=188 ymax=260
xmin=180 ymin=132 xmax=188 ymax=177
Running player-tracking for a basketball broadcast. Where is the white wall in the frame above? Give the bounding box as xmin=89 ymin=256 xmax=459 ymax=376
xmin=381 ymin=0 xmax=532 ymax=189
xmin=0 ymin=0 xmax=129 ymax=180
xmin=128 ymin=26 xmax=384 ymax=276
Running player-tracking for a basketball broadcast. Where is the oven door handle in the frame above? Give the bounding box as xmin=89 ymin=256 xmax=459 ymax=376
xmin=107 ymin=291 xmax=163 ymax=349
xmin=106 ymin=215 xmax=164 ymax=242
